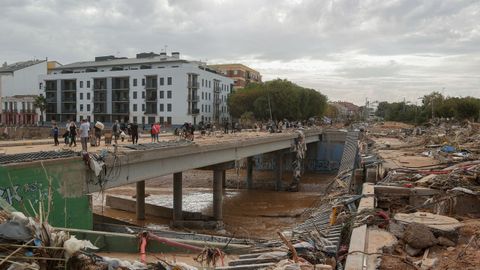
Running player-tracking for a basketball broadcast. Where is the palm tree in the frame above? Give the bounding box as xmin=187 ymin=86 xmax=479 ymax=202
xmin=33 ymin=95 xmax=47 ymax=126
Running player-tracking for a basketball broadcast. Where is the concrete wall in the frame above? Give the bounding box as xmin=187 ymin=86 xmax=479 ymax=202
xmin=0 ymin=158 xmax=92 ymax=229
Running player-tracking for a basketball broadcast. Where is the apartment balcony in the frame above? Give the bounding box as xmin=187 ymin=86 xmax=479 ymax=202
xmin=46 ymin=97 xmax=57 ymax=103
xmin=94 ymin=96 xmax=107 ymax=102
xmin=112 ymin=109 xmax=129 ymax=114
xmin=146 ymin=85 xmax=157 ymax=90
xmin=187 ymin=95 xmax=199 ymax=102
xmin=112 ymin=88 xmax=129 ymax=91
xmin=61 ymin=88 xmax=76 ymax=92
xmin=146 ymin=94 xmax=157 ymax=101
xmin=93 ymin=108 xmax=107 ymax=114
xmin=213 ymin=88 xmax=221 ymax=93
xmin=62 ymin=108 xmax=76 ymax=114
xmin=45 ymin=88 xmax=57 ymax=92
xmin=145 ymin=108 xmax=157 ymax=114
xmin=62 ymin=97 xmax=76 ymax=103
xmin=188 ymin=81 xmax=199 ymax=88
xmin=94 ymin=87 xmax=107 ymax=91
xmin=112 ymin=96 xmax=129 ymax=102
xmin=188 ymin=108 xmax=200 ymax=115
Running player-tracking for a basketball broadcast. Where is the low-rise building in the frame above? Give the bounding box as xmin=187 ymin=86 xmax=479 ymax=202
xmin=40 ymin=52 xmax=233 ymax=126
xmin=0 ymin=60 xmax=47 ymax=125
xmin=208 ymin=63 xmax=261 ymax=89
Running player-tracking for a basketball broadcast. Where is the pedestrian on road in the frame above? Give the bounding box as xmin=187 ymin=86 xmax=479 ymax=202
xmin=130 ymin=121 xmax=139 ymax=144
xmin=52 ymin=124 xmax=59 ymax=146
xmin=154 ymin=122 xmax=161 ymax=142
xmin=94 ymin=124 xmax=102 ymax=146
xmin=112 ymin=120 xmax=120 ymax=144
xmin=150 ymin=124 xmax=155 ymax=142
xmin=79 ymin=119 xmax=90 ymax=151
xmin=69 ymin=121 xmax=77 ymax=147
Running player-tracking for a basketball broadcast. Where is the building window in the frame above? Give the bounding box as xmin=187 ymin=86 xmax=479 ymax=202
xmin=39 ymin=83 xmax=42 ymax=90
xmin=87 ymin=93 xmax=90 ymax=100
xmin=160 ymin=104 xmax=164 ymax=112
xmin=142 ymin=78 xmax=145 ymax=86
xmin=133 ymin=116 xmax=138 ymax=123
xmin=142 ymin=91 xmax=145 ymax=99
xmin=209 ymin=81 xmax=211 ymax=88
xmin=167 ymin=90 xmax=172 ymax=99
xmin=159 ymin=77 xmax=164 ymax=85
xmin=202 ymin=104 xmax=204 ymax=112
xmin=133 ymin=91 xmax=137 ymax=99
xmin=209 ymin=93 xmax=211 ymax=100
xmin=87 ymin=104 xmax=90 ymax=111
xmin=159 ymin=91 xmax=164 ymax=99
xmin=133 ymin=78 xmax=137 ymax=86
xmin=80 ymin=93 xmax=83 ymax=100
xmin=80 ymin=81 xmax=84 ymax=88
xmin=167 ymin=103 xmax=172 ymax=112
xmin=133 ymin=104 xmax=137 ymax=111
xmin=202 ymin=92 xmax=204 ymax=99
xmin=142 ymin=104 xmax=145 ymax=111
xmin=87 ymin=81 xmax=90 ymax=88
xmin=80 ymin=104 xmax=84 ymax=111
xmin=167 ymin=117 xmax=172 ymax=124
xmin=202 ymin=79 xmax=204 ymax=87
xmin=160 ymin=116 xmax=164 ymax=124
xmin=142 ymin=117 xmax=146 ymax=124
xmin=167 ymin=77 xmax=172 ymax=85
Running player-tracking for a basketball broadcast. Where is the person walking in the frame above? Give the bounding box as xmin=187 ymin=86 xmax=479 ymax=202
xmin=52 ymin=124 xmax=59 ymax=146
xmin=79 ymin=119 xmax=90 ymax=151
xmin=69 ymin=121 xmax=77 ymax=147
xmin=94 ymin=124 xmax=102 ymax=146
xmin=112 ymin=120 xmax=120 ymax=144
xmin=130 ymin=121 xmax=139 ymax=144
xmin=154 ymin=122 xmax=161 ymax=142
xmin=150 ymin=123 xmax=155 ymax=142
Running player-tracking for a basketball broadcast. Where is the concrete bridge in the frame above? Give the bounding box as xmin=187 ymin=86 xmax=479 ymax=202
xmin=86 ymin=128 xmax=347 ymax=228
xmin=0 ymin=129 xmax=347 ymax=230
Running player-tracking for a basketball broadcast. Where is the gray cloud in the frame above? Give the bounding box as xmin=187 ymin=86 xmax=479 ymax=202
xmin=0 ymin=0 xmax=479 ymax=104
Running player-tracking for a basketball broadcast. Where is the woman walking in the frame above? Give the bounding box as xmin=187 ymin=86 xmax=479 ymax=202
xmin=69 ymin=121 xmax=77 ymax=147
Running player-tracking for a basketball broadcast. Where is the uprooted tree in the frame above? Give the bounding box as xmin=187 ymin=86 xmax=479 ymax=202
xmin=228 ymin=79 xmax=328 ymax=121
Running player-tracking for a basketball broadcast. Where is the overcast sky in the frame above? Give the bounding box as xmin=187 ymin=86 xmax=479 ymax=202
xmin=1 ymin=0 xmax=479 ymax=105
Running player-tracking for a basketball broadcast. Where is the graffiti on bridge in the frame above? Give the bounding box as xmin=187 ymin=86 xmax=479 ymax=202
xmin=0 ymin=182 xmax=46 ymax=206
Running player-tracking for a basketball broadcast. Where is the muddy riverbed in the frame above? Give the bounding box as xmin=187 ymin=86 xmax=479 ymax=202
xmin=93 ymin=169 xmax=335 ymax=239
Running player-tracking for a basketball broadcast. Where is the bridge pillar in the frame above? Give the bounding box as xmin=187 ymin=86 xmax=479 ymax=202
xmin=275 ymin=152 xmax=284 ymax=191
xmin=246 ymin=156 xmax=254 ymax=189
xmin=213 ymin=169 xmax=224 ymax=221
xmin=136 ymin=180 xmax=145 ymax=220
xmin=222 ymin=170 xmax=226 ymax=188
xmin=173 ymin=172 xmax=183 ymax=221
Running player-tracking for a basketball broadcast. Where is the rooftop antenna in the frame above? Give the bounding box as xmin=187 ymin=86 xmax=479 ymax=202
xmin=163 ymin=45 xmax=168 ymax=53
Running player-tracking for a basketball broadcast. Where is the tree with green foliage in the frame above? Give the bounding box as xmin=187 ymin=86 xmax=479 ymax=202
xmin=376 ymin=91 xmax=480 ymax=124
xmin=228 ymin=79 xmax=327 ymax=121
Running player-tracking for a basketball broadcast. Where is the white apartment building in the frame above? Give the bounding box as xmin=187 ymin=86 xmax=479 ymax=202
xmin=0 ymin=60 xmax=47 ymax=125
xmin=39 ymin=52 xmax=233 ymax=126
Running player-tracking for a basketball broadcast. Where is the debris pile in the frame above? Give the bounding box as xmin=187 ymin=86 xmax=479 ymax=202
xmin=360 ymin=121 xmax=480 ymax=269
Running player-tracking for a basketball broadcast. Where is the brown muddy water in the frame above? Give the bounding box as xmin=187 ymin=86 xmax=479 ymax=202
xmin=93 ymin=173 xmax=335 ymax=239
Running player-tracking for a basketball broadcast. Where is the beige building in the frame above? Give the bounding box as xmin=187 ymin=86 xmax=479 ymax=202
xmin=209 ymin=64 xmax=261 ymax=89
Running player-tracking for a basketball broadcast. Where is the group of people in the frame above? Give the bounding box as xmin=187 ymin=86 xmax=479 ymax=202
xmin=52 ymin=119 xmax=91 ymax=151
xmin=112 ymin=120 xmax=140 ymax=144
xmin=175 ymin=122 xmax=195 ymax=141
